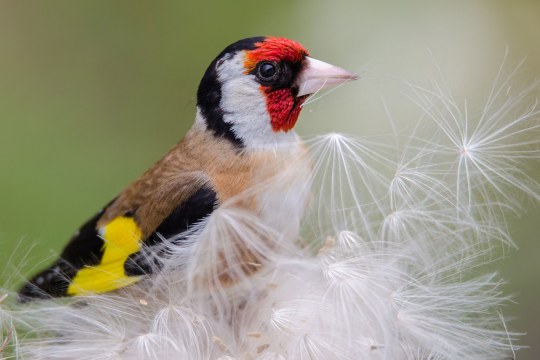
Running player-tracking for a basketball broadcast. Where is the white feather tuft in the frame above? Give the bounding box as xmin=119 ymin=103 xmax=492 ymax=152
xmin=1 ymin=66 xmax=538 ymax=359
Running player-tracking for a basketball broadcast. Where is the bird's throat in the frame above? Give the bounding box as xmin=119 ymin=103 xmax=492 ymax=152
xmin=264 ymin=88 xmax=306 ymax=132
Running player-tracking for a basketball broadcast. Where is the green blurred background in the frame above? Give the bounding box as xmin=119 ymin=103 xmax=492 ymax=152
xmin=0 ymin=0 xmax=538 ymax=358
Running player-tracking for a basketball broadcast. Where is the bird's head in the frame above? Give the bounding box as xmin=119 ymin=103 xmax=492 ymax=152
xmin=197 ymin=36 xmax=357 ymax=148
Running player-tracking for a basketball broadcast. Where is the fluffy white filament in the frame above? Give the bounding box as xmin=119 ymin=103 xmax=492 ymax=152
xmin=1 ymin=68 xmax=538 ymax=359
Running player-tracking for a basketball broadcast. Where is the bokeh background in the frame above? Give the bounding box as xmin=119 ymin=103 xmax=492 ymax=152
xmin=0 ymin=0 xmax=538 ymax=358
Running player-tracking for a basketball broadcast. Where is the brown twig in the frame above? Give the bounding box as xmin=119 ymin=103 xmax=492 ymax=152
xmin=0 ymin=327 xmax=14 ymax=355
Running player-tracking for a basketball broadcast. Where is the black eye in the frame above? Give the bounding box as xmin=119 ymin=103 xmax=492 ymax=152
xmin=256 ymin=61 xmax=280 ymax=83
xmin=259 ymin=62 xmax=276 ymax=78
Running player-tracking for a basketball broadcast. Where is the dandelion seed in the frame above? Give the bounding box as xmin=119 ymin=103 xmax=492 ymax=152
xmin=1 ymin=62 xmax=537 ymax=359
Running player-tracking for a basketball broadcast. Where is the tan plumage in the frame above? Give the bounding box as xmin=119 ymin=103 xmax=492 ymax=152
xmin=99 ymin=122 xmax=304 ymax=237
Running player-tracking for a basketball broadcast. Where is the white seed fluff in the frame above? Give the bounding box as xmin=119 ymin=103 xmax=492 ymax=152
xmin=1 ymin=67 xmax=538 ymax=360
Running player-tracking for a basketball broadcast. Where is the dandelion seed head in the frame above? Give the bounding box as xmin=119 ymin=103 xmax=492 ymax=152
xmin=2 ymin=61 xmax=538 ymax=359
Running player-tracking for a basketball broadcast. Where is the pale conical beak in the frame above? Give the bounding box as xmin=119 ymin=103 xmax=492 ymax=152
xmin=295 ymin=57 xmax=359 ymax=97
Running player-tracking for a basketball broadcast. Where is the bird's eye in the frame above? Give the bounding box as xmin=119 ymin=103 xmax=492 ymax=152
xmin=256 ymin=61 xmax=280 ymax=83
xmin=259 ymin=62 xmax=276 ymax=78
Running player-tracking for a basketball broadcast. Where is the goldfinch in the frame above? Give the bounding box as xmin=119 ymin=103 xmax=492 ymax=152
xmin=18 ymin=36 xmax=357 ymax=301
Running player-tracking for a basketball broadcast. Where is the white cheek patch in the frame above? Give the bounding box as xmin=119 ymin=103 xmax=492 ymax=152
xmin=216 ymin=52 xmax=297 ymax=149
xmin=215 ymin=52 xmax=244 ymax=82
xmin=221 ymin=77 xmax=267 ymax=117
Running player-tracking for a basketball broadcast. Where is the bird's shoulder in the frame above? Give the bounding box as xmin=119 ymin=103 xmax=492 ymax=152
xmin=97 ymin=129 xmax=219 ymax=236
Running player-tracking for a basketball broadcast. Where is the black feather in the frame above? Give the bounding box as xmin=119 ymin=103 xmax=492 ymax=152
xmin=18 ymin=187 xmax=218 ymax=301
xmin=18 ymin=206 xmax=110 ymax=301
xmin=124 ymin=186 xmax=217 ymax=276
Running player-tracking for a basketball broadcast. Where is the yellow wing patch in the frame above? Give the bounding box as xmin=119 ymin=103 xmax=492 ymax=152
xmin=67 ymin=216 xmax=143 ymax=296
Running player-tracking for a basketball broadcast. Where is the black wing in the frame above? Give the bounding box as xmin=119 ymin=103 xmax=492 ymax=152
xmin=124 ymin=186 xmax=217 ymax=276
xmin=18 ymin=187 xmax=217 ymax=301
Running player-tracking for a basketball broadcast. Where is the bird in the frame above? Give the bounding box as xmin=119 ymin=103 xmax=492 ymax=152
xmin=18 ymin=36 xmax=357 ymax=301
